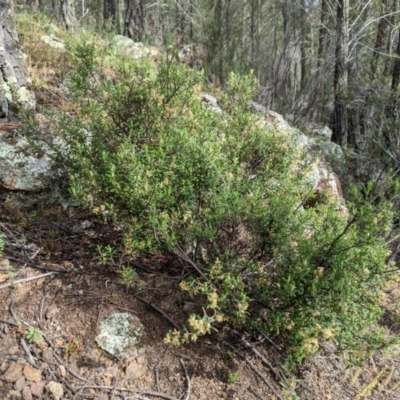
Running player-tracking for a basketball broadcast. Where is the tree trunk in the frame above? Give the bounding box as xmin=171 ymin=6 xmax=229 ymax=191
xmin=313 ymin=0 xmax=329 ymax=120
xmin=332 ymin=0 xmax=350 ymax=147
xmin=115 ymin=0 xmax=125 ymax=35
xmin=125 ymin=0 xmax=144 ymax=41
xmin=371 ymin=0 xmax=390 ymax=79
xmin=0 ymin=0 xmax=35 ymax=119
xmin=60 ymin=0 xmax=77 ymax=31
xmin=96 ymin=0 xmax=104 ymax=30
xmin=104 ymin=0 xmax=116 ymax=27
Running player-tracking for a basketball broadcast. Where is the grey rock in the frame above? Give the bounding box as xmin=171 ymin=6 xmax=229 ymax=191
xmin=95 ymin=313 xmax=144 ymax=359
xmin=41 ymin=35 xmax=65 ymax=51
xmin=0 ymin=134 xmax=54 ymax=191
xmin=249 ymin=100 xmax=266 ymax=114
xmin=320 ymin=140 xmax=344 ymax=161
xmin=315 ymin=126 xmax=332 ymax=140
xmin=200 ymin=93 xmax=222 ymax=114
xmin=110 ymin=36 xmax=160 ymax=61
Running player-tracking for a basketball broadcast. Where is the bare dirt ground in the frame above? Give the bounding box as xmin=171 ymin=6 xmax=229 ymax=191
xmin=1 ymin=195 xmax=400 ymax=400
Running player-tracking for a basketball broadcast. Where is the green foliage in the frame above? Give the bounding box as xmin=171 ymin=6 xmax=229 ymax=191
xmin=227 ymin=371 xmax=239 ymax=383
xmin=94 ymin=244 xmax=117 ymax=266
xmin=118 ymin=266 xmax=139 ymax=289
xmin=26 ymin=327 xmax=42 ymax=344
xmin=0 ymin=232 xmax=4 ymax=256
xmin=46 ymin=43 xmax=397 ymax=365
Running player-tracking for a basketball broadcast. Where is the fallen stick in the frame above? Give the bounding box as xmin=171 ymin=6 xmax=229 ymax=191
xmin=221 ymin=339 xmax=284 ymax=400
xmin=179 ymin=358 xmax=192 ymax=400
xmin=0 ymin=271 xmax=59 ymax=290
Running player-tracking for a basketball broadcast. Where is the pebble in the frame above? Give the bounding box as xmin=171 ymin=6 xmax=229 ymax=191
xmin=30 ymin=380 xmax=46 ymax=397
xmin=7 ymin=389 xmax=21 ymax=398
xmin=1 ymin=362 xmax=24 ymax=383
xmin=23 ymin=366 xmax=42 ymax=382
xmin=14 ymin=375 xmax=26 ymax=390
xmin=41 ymin=348 xmax=54 ymax=363
xmin=21 ymin=386 xmax=33 ymax=400
xmin=58 ymin=365 xmax=66 ymax=377
xmin=46 ymin=381 xmax=63 ymax=400
xmin=125 ymin=358 xmax=146 ymax=380
xmin=7 ymin=346 xmax=19 ymax=355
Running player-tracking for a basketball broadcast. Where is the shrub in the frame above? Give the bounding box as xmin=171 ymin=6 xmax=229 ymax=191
xmin=45 ymin=43 xmax=397 ymax=365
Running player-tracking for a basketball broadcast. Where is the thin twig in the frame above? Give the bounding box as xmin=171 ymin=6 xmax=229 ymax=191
xmin=74 ymin=386 xmax=179 ymax=400
xmin=173 ymin=246 xmax=209 ymax=282
xmin=133 ymin=296 xmax=180 ymax=330
xmin=256 ymin=328 xmax=282 ymax=352
xmin=0 ymin=271 xmax=59 ymax=290
xmin=16 ymin=247 xmax=42 ymax=275
xmin=20 ymin=339 xmax=40 ymax=369
xmin=233 ymin=330 xmax=281 ymax=381
xmin=221 ymin=339 xmax=284 ymax=400
xmin=4 ymin=240 xmax=39 ymax=251
xmin=179 ymin=358 xmax=192 ymax=400
xmin=154 ymin=348 xmax=169 ymax=393
xmin=6 ymin=255 xmax=71 ymax=273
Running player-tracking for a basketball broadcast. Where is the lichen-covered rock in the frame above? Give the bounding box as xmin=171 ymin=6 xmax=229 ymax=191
xmin=41 ymin=35 xmax=65 ymax=51
xmin=201 ymin=93 xmax=222 ymax=114
xmin=264 ymin=109 xmax=347 ymax=214
xmin=0 ymin=131 xmax=54 ymax=191
xmin=110 ymin=36 xmax=160 ymax=62
xmin=95 ymin=313 xmax=144 ymax=359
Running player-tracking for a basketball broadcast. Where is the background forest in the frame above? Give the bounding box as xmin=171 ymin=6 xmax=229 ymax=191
xmin=16 ymin=0 xmax=400 ymax=159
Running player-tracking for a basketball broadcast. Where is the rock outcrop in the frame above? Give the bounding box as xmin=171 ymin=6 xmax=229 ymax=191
xmin=110 ymin=35 xmax=161 ymax=62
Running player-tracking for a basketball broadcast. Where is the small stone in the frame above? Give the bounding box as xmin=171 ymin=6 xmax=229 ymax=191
xmin=30 ymin=380 xmax=46 ymax=397
xmin=7 ymin=390 xmax=21 ymax=398
xmin=58 ymin=365 xmax=66 ymax=377
xmin=23 ymin=366 xmax=41 ymax=382
xmin=21 ymin=386 xmax=33 ymax=400
xmin=41 ymin=348 xmax=54 ymax=363
xmin=125 ymin=359 xmax=146 ymax=380
xmin=1 ymin=362 xmax=23 ymax=382
xmin=7 ymin=346 xmax=19 ymax=355
xmin=14 ymin=375 xmax=26 ymax=390
xmin=46 ymin=381 xmax=63 ymax=400
xmin=45 ymin=306 xmax=59 ymax=320
xmin=18 ymin=359 xmax=28 ymax=366
xmin=102 ymin=374 xmax=112 ymax=386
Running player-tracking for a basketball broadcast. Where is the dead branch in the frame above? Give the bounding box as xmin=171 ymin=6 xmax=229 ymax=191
xmin=132 ymin=296 xmax=180 ymax=330
xmin=221 ymin=339 xmax=284 ymax=400
xmin=179 ymin=358 xmax=192 ymax=400
xmin=20 ymin=338 xmax=41 ymax=369
xmin=0 ymin=271 xmax=59 ymax=290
